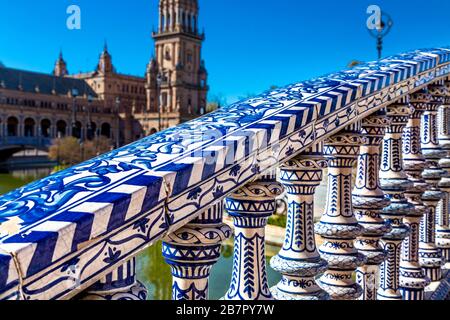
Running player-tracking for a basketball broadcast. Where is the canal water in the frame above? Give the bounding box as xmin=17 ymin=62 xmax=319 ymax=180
xmin=0 ymin=167 xmax=283 ymax=300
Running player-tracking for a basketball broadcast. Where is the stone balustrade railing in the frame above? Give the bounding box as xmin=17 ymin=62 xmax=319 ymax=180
xmin=0 ymin=137 xmax=52 ymax=148
xmin=0 ymin=48 xmax=450 ymax=300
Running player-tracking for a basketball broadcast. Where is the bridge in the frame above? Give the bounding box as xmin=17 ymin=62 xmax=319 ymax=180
xmin=0 ymin=137 xmax=53 ymax=162
xmin=0 ymin=47 xmax=450 ymax=300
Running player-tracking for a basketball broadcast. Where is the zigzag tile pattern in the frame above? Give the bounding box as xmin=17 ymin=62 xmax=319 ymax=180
xmin=0 ymin=48 xmax=450 ymax=299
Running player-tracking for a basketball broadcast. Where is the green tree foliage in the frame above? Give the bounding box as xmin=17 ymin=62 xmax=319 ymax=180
xmin=348 ymin=60 xmax=363 ymax=68
xmin=48 ymin=136 xmax=113 ymax=166
xmin=207 ymin=92 xmax=228 ymax=112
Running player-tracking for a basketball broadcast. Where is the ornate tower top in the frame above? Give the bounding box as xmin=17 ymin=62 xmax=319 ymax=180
xmin=156 ymin=0 xmax=202 ymax=38
xmin=97 ymin=42 xmax=114 ymax=74
xmin=53 ymin=51 xmax=68 ymax=77
xmin=147 ymin=57 xmax=158 ymax=75
xmin=146 ymin=0 xmax=208 ymax=124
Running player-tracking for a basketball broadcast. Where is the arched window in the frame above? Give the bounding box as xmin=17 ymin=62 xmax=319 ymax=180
xmin=87 ymin=122 xmax=97 ymax=140
xmin=7 ymin=117 xmax=18 ymax=137
xmin=165 ymin=46 xmax=171 ymax=60
xmin=72 ymin=121 xmax=82 ymax=139
xmin=162 ymin=92 xmax=168 ymax=106
xmin=24 ymin=118 xmax=35 ymax=137
xmin=56 ymin=120 xmax=67 ymax=138
xmin=101 ymin=123 xmax=111 ymax=138
xmin=41 ymin=119 xmax=51 ymax=138
xmin=188 ymin=98 xmax=192 ymax=115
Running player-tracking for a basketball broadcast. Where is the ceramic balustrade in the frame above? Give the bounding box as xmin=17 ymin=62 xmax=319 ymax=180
xmin=224 ymin=174 xmax=283 ymax=300
xmin=315 ymin=123 xmax=366 ymax=300
xmin=162 ymin=202 xmax=232 ymax=300
xmin=401 ymin=90 xmax=432 ymax=300
xmin=352 ymin=109 xmax=391 ymax=300
xmin=270 ymin=144 xmax=329 ymax=300
xmin=378 ymin=98 xmax=414 ymax=300
xmin=2 ymin=48 xmax=450 ymax=301
xmin=79 ymin=258 xmax=147 ymax=300
xmin=437 ymin=79 xmax=450 ymax=264
xmin=420 ymin=84 xmax=447 ymax=282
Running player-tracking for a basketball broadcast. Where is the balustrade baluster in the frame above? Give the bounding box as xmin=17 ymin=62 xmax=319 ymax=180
xmin=224 ymin=174 xmax=283 ymax=300
xmin=162 ymin=202 xmax=232 ymax=300
xmin=437 ymin=80 xmax=450 ymax=264
xmin=352 ymin=110 xmax=391 ymax=300
xmin=315 ymin=123 xmax=366 ymax=300
xmin=378 ymin=99 xmax=413 ymax=300
xmin=419 ymin=84 xmax=447 ymax=282
xmin=437 ymin=172 xmax=450 ymax=264
xmin=80 ymin=257 xmax=147 ymax=300
xmin=400 ymin=91 xmax=432 ymax=300
xmin=270 ymin=145 xmax=329 ymax=300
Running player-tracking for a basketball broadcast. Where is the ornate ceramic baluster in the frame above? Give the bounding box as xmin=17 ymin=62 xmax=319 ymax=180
xmin=352 ymin=110 xmax=391 ymax=300
xmin=378 ymin=99 xmax=413 ymax=300
xmin=437 ymin=80 xmax=450 ymax=264
xmin=400 ymin=91 xmax=432 ymax=300
xmin=162 ymin=202 xmax=232 ymax=300
xmin=437 ymin=170 xmax=450 ymax=264
xmin=270 ymin=145 xmax=329 ymax=300
xmin=420 ymin=84 xmax=447 ymax=281
xmin=80 ymin=257 xmax=148 ymax=300
xmin=315 ymin=123 xmax=366 ymax=300
xmin=224 ymin=176 xmax=283 ymax=300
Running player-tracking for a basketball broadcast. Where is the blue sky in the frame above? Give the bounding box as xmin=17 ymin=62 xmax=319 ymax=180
xmin=1 ymin=0 xmax=450 ymax=103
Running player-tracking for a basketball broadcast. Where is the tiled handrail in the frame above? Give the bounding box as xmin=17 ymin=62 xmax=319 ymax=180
xmin=0 ymin=48 xmax=450 ymax=300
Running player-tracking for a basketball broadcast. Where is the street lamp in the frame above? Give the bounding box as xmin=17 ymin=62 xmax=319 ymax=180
xmin=79 ymin=139 xmax=85 ymax=162
xmin=0 ymin=91 xmax=4 ymax=142
xmin=38 ymin=125 xmax=42 ymax=148
xmin=156 ymin=73 xmax=163 ymax=132
xmin=368 ymin=11 xmax=393 ymax=60
xmin=57 ymin=132 xmax=61 ymax=164
xmin=142 ymin=102 xmax=147 ymax=137
xmin=71 ymin=88 xmax=79 ymax=138
xmin=76 ymin=93 xmax=88 ymax=162
xmin=87 ymin=94 xmax=93 ymax=140
xmin=115 ymin=97 xmax=121 ymax=148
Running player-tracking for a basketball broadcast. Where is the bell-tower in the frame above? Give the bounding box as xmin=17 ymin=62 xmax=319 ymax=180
xmin=97 ymin=42 xmax=114 ymax=75
xmin=146 ymin=0 xmax=208 ymax=126
xmin=53 ymin=51 xmax=68 ymax=77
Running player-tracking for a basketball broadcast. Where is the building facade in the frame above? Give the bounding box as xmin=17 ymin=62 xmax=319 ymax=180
xmin=71 ymin=44 xmax=148 ymax=144
xmin=0 ymin=63 xmax=118 ymax=150
xmin=74 ymin=0 xmax=209 ymax=143
xmin=0 ymin=0 xmax=208 ymax=149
